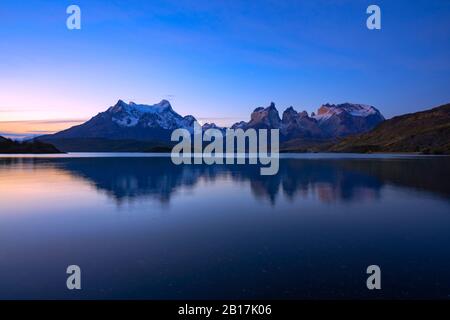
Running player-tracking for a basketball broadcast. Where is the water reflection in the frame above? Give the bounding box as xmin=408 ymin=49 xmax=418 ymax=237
xmin=1 ymin=155 xmax=450 ymax=299
xmin=1 ymin=156 xmax=449 ymax=205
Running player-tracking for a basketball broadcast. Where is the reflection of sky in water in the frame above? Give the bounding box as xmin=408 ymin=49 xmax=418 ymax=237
xmin=2 ymin=155 xmax=449 ymax=209
xmin=0 ymin=155 xmax=449 ymax=299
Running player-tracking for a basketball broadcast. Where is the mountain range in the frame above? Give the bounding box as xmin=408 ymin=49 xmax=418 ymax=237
xmin=37 ymin=99 xmax=385 ymax=152
xmin=232 ymin=102 xmax=384 ymax=139
xmin=0 ymin=99 xmax=441 ymax=154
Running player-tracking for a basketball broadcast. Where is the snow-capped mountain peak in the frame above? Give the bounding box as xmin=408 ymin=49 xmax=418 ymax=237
xmin=107 ymin=99 xmax=194 ymax=129
xmin=109 ymin=99 xmax=173 ymax=115
xmin=313 ymin=103 xmax=382 ymax=121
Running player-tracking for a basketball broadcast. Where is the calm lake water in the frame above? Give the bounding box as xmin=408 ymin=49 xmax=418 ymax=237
xmin=0 ymin=153 xmax=449 ymax=299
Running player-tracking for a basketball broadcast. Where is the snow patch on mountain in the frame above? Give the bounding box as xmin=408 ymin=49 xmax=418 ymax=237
xmin=313 ymin=103 xmax=381 ymax=122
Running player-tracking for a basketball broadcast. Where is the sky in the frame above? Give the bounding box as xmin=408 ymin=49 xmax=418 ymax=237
xmin=0 ymin=0 xmax=449 ymax=138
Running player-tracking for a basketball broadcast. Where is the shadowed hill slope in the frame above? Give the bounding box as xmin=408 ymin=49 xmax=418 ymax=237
xmin=330 ymin=103 xmax=450 ymax=154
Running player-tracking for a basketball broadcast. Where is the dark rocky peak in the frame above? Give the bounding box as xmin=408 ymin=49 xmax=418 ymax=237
xmin=231 ymin=121 xmax=247 ymax=129
xmin=248 ymin=102 xmax=281 ymax=129
xmin=299 ymin=111 xmax=309 ymax=118
xmin=282 ymin=106 xmax=298 ymax=123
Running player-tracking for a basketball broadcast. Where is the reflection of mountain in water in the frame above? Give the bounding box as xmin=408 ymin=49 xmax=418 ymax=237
xmin=1 ymin=157 xmax=449 ymax=204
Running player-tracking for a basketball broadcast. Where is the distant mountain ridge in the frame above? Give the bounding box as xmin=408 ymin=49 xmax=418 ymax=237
xmin=330 ymin=103 xmax=450 ymax=154
xmin=0 ymin=135 xmax=61 ymax=153
xmin=38 ymin=99 xmax=385 ymax=152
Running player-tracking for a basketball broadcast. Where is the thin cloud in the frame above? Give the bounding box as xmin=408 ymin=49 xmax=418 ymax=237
xmin=0 ymin=119 xmax=86 ymax=138
xmin=0 ymin=109 xmax=35 ymax=113
xmin=0 ymin=132 xmax=26 ymax=137
xmin=0 ymin=118 xmax=86 ymax=125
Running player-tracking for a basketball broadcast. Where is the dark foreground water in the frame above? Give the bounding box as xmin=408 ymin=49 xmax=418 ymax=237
xmin=0 ymin=154 xmax=449 ymax=299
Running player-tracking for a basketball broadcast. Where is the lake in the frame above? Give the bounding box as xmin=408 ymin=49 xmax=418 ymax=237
xmin=0 ymin=153 xmax=449 ymax=299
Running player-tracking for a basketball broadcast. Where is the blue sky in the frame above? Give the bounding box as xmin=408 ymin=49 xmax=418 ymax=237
xmin=0 ymin=0 xmax=449 ymax=136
